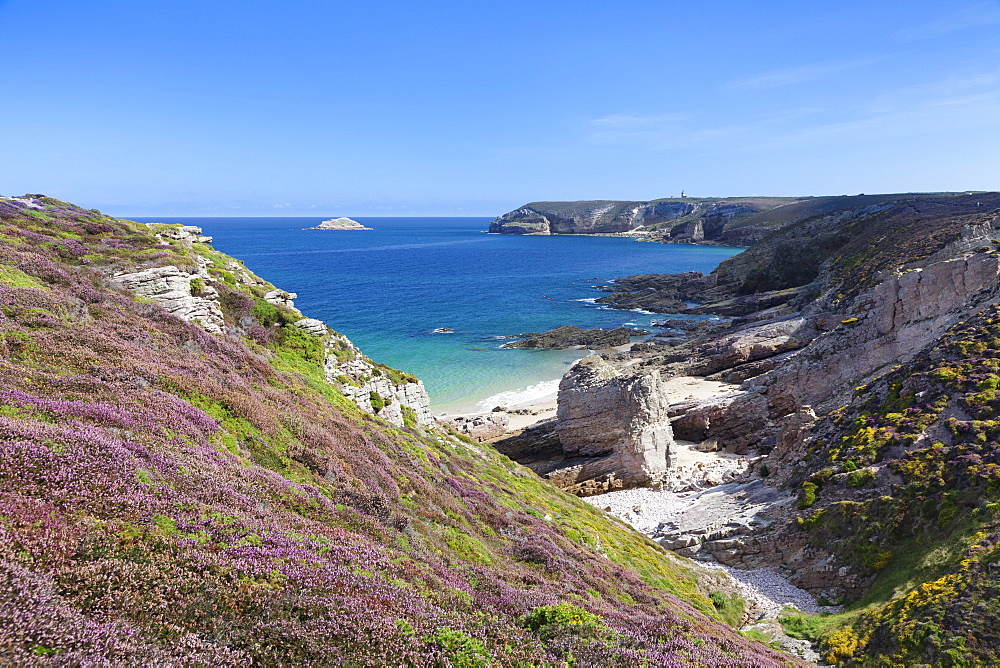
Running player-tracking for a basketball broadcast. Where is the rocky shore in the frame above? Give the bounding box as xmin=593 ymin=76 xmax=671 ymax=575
xmin=479 ymin=192 xmax=1000 ymax=665
xmin=501 ymin=324 xmax=650 ymax=349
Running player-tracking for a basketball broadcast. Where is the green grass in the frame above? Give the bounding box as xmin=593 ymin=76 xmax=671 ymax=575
xmin=852 ymin=515 xmax=981 ymax=610
xmin=779 ymin=611 xmax=844 ymax=642
xmin=0 ymin=264 xmax=49 ymax=289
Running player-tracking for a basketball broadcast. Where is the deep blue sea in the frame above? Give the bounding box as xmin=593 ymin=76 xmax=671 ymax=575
xmin=134 ymin=217 xmax=743 ymax=412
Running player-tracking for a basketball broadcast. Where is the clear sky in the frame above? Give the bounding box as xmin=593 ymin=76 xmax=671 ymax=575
xmin=2 ymin=0 xmax=999 ymax=216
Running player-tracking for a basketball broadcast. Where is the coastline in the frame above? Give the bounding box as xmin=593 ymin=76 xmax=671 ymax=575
xmin=435 ymin=367 xmax=741 ymax=439
xmin=431 ymin=342 xmax=637 ymax=430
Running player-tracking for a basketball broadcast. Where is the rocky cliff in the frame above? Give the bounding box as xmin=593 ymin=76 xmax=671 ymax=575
xmin=106 ymin=221 xmax=432 ymax=429
xmin=0 ymin=194 xmax=791 ymax=666
xmin=488 ymin=196 xmax=801 ymax=244
xmin=500 ymin=191 xmax=1000 ymax=665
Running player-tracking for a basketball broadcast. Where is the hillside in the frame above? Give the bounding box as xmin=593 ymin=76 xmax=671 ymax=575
xmin=0 ymin=195 xmax=793 ymax=665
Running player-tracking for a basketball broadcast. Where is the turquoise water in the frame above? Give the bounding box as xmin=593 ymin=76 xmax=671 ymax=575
xmin=134 ymin=217 xmax=743 ymax=411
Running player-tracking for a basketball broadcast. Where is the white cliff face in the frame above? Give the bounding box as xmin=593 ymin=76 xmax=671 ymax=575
xmin=108 ymin=223 xmax=433 ymax=430
xmin=157 ymin=224 xmax=213 ymax=244
xmin=555 ymin=355 xmax=675 ymax=486
xmin=321 ymin=331 xmax=433 ymax=428
xmin=108 ymin=224 xmax=229 ymax=333
xmin=109 ymin=264 xmax=227 ymax=334
xmin=263 ymin=289 xmax=298 ymax=309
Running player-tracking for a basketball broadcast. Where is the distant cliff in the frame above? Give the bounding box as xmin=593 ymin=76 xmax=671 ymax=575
xmin=488 ymin=197 xmax=801 ymax=245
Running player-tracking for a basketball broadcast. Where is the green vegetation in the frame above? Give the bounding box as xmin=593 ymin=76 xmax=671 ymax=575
xmin=789 ymin=303 xmax=1000 ymax=664
xmin=709 ymin=591 xmax=746 ymax=628
xmin=798 ymin=481 xmax=818 ymax=509
xmin=524 ymin=602 xmax=602 ymax=634
xmin=0 ymin=196 xmax=784 ymax=666
xmin=424 ymin=627 xmax=491 ymax=668
xmin=0 ymin=264 xmax=49 ymax=289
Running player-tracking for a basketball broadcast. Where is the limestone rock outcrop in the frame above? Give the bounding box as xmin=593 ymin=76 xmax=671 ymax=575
xmin=156 ymin=224 xmax=213 ymax=244
xmin=263 ymin=289 xmax=298 ymax=309
xmin=321 ymin=331 xmax=432 ymax=428
xmin=555 ymin=355 xmax=675 ymax=486
xmin=762 ymin=249 xmax=1000 ymax=418
xmin=109 ymin=264 xmax=227 ymax=334
xmin=107 ymin=222 xmax=433 ymax=431
xmin=436 ymin=413 xmax=509 ymax=442
xmin=687 ymin=317 xmax=812 ymax=377
xmin=669 ymin=391 xmax=769 ymax=454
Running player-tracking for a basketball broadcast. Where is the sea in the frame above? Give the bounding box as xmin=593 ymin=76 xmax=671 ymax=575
xmin=133 ymin=217 xmax=743 ymax=413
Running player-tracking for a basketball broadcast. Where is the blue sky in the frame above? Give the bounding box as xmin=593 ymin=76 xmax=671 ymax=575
xmin=2 ymin=0 xmax=999 ymax=215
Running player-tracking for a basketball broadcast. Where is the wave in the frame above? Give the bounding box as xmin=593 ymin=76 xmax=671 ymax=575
xmin=476 ymin=379 xmax=560 ymax=411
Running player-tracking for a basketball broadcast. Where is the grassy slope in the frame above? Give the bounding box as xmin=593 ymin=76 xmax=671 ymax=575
xmin=0 ymin=197 xmax=793 ymax=666
xmin=764 ymin=196 xmax=1000 ymax=665
xmin=783 ymin=305 xmax=1000 ymax=666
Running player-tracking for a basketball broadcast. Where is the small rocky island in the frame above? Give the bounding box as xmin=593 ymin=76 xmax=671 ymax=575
xmin=502 ymin=324 xmax=650 ymax=349
xmin=305 ymin=217 xmax=373 ymax=230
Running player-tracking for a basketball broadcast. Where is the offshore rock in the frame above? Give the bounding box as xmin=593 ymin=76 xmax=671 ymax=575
xmin=502 ymin=325 xmax=649 ymax=349
xmin=555 ymin=355 xmax=675 ymax=486
xmin=305 ymin=217 xmax=373 ymax=230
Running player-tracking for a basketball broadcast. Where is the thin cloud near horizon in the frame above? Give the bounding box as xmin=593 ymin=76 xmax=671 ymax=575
xmin=728 ymin=59 xmax=880 ymax=91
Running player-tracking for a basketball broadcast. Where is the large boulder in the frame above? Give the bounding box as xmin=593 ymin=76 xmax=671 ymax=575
xmin=555 ymin=355 xmax=675 ymax=486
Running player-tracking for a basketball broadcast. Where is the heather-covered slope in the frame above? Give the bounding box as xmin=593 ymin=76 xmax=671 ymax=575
xmin=0 ymin=196 xmax=791 ymax=665
xmin=785 ymin=303 xmax=1000 ymax=665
